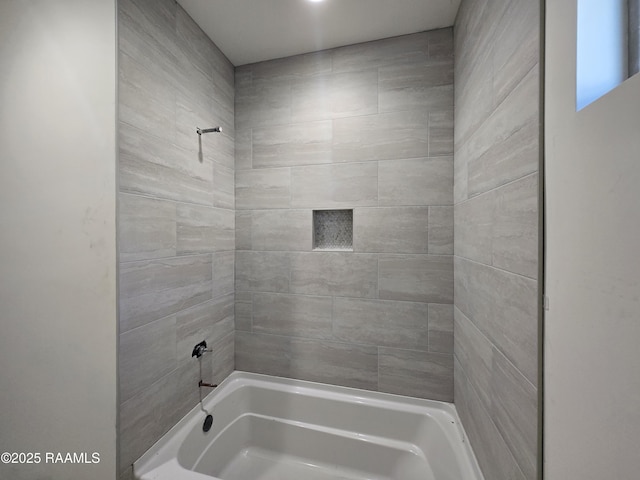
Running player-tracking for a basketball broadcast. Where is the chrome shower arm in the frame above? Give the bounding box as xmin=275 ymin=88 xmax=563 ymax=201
xmin=196 ymin=126 xmax=222 ymax=135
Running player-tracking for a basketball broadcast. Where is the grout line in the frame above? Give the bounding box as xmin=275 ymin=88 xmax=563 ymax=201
xmin=454 ymin=254 xmax=538 ymax=282
xmin=119 ymin=291 xmax=233 ymax=337
xmin=236 ymin=155 xmax=452 ymax=172
xmin=454 ymin=308 xmax=537 ymax=391
xmin=236 ymin=248 xmax=453 ymax=257
xmin=376 ymin=254 xmax=380 ymax=300
xmin=455 ymin=60 xmax=539 ymax=151
xmin=249 ymin=292 xmax=254 ymax=332
xmin=236 ymin=204 xmax=455 ymax=211
xmin=237 ymin=328 xmax=442 ymax=353
xmin=454 ymin=171 xmax=539 ymax=207
xmin=118 ymin=190 xmax=235 ymax=211
xmin=236 ymin=290 xmax=452 ymax=307
xmin=454 ymin=357 xmax=529 ymax=480
xmin=120 ymin=251 xmax=221 ymax=265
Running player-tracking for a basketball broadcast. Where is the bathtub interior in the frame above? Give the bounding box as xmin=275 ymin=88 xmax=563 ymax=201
xmin=135 ymin=372 xmax=483 ymax=480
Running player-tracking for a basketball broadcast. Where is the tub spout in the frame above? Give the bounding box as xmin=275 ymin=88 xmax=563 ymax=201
xmin=198 ymin=381 xmax=217 ymax=388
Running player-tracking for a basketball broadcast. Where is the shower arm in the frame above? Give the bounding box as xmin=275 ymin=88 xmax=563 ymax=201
xmin=196 ymin=126 xmax=222 ymax=135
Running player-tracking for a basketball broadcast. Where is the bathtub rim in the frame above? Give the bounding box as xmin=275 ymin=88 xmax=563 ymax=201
xmin=133 ymin=370 xmax=484 ymax=480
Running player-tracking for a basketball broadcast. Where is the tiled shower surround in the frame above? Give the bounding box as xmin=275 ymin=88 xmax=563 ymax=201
xmin=234 ymin=31 xmax=455 ymax=400
xmin=115 ymin=2 xmax=540 ymax=479
xmin=454 ymin=1 xmax=540 ymax=479
xmin=117 ymin=0 xmax=235 ymax=478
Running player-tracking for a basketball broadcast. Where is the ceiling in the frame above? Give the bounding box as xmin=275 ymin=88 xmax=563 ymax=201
xmin=176 ymin=0 xmax=462 ymax=66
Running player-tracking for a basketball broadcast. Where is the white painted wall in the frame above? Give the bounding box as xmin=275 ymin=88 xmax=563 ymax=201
xmin=545 ymin=1 xmax=640 ymax=479
xmin=0 ymin=1 xmax=118 ymax=479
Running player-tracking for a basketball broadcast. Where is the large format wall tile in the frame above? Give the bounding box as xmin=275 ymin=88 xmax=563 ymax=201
xmin=289 ymin=74 xmax=332 ymax=123
xmin=492 ymin=173 xmax=538 ymax=279
xmin=250 ymin=210 xmax=312 ymax=251
xmin=453 ymin=3 xmax=539 ymax=476
xmin=236 ymin=332 xmax=378 ymax=390
xmin=118 ymin=193 xmax=176 ymax=262
xmin=289 ymin=69 xmax=379 ymax=122
xmin=333 ymin=297 xmax=429 ymax=350
xmin=212 ymin=251 xmax=235 ymax=298
xmin=454 ymin=190 xmax=496 ymax=264
xmin=118 ymin=0 xmax=182 ymax=89
xmin=465 ymin=66 xmax=539 ymax=198
xmin=491 ymin=0 xmax=540 ymax=106
xmin=208 ymin=114 xmax=235 ymax=171
xmin=119 ymin=315 xmax=177 ymax=403
xmin=252 ymin=121 xmax=332 ymax=168
xmin=454 ymin=306 xmax=494 ymax=408
xmin=333 ymin=110 xmax=429 ymax=163
xmin=234 ymin=300 xmax=252 ymax=332
xmin=291 ymin=163 xmax=378 ymax=208
xmin=176 ymin=7 xmax=233 ymax=94
xmin=235 ymin=30 xmax=454 ymax=403
xmin=378 ymin=348 xmax=453 ymax=401
xmin=454 ymin=143 xmax=469 ymax=204
xmin=454 ymin=44 xmax=494 ymax=149
xmin=176 ymin=296 xmax=233 ymax=365
xmin=428 ymin=206 xmax=454 ymax=255
xmin=491 ymin=350 xmax=537 ymax=480
xmin=455 ymin=173 xmax=538 ymax=279
xmin=354 ymin=207 xmax=429 ymax=254
xmin=118 ymin=1 xmax=235 ymax=471
xmin=251 ymin=49 xmax=332 ymax=80
xmin=119 ymin=367 xmax=180 ymax=474
xmin=454 ymin=257 xmax=537 ymax=386
xmin=428 ymin=303 xmax=454 ymax=354
xmin=235 ymin=129 xmax=252 ymax=170
xmin=175 ymin=91 xmax=223 ymax=163
xmin=290 ymin=252 xmax=378 ymax=298
xmin=454 ymin=361 xmax=526 ymax=480
xmin=236 ymin=168 xmax=291 ymax=210
xmin=119 ymin=122 xmax=213 ymax=206
xmin=119 ymin=255 xmax=213 ymax=333
xmin=119 ymin=51 xmax=176 ymax=142
xmin=429 ymin=110 xmax=455 ymax=157
xmin=330 ymin=70 xmax=379 ymax=119
xmin=379 ymin=63 xmax=453 ymax=113
xmin=426 ymin=28 xmax=454 ymax=59
xmin=235 ymin=211 xmax=252 ymax=250
xmin=379 ymin=255 xmax=454 ymax=303
xmin=235 ymin=78 xmax=292 ymax=131
xmin=177 ymin=204 xmax=234 ymax=254
xmin=213 ymin=163 xmax=235 ymax=209
xmin=209 ymin=330 xmax=235 ymax=384
xmin=119 ymin=357 xmax=214 ymax=478
xmin=236 ymin=251 xmax=290 ymax=293
xmin=378 ymin=157 xmax=453 ymax=206
xmin=252 ymin=293 xmax=333 ymax=339
xmin=332 ymin=32 xmax=429 ymax=73
xmin=467 ymin=117 xmax=538 ymax=200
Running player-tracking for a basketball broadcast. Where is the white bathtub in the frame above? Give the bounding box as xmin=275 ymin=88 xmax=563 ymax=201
xmin=134 ymin=372 xmax=484 ymax=480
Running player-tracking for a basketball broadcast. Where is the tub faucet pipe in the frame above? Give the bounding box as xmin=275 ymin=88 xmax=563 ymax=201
xmin=193 ymin=340 xmax=217 ymax=389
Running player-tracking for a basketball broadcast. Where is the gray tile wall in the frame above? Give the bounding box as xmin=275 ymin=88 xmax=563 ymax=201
xmin=117 ymin=0 xmax=235 ymax=477
xmin=453 ymin=1 xmax=539 ymax=479
xmin=235 ymin=30 xmax=454 ymax=402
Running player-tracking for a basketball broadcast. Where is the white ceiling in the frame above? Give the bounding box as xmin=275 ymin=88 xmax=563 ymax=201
xmin=176 ymin=0 xmax=461 ymax=66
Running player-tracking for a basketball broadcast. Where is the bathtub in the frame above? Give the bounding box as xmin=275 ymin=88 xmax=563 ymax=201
xmin=134 ymin=372 xmax=484 ymax=480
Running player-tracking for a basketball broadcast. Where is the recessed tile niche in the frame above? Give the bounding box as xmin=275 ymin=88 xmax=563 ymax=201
xmin=313 ymin=209 xmax=353 ymax=251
